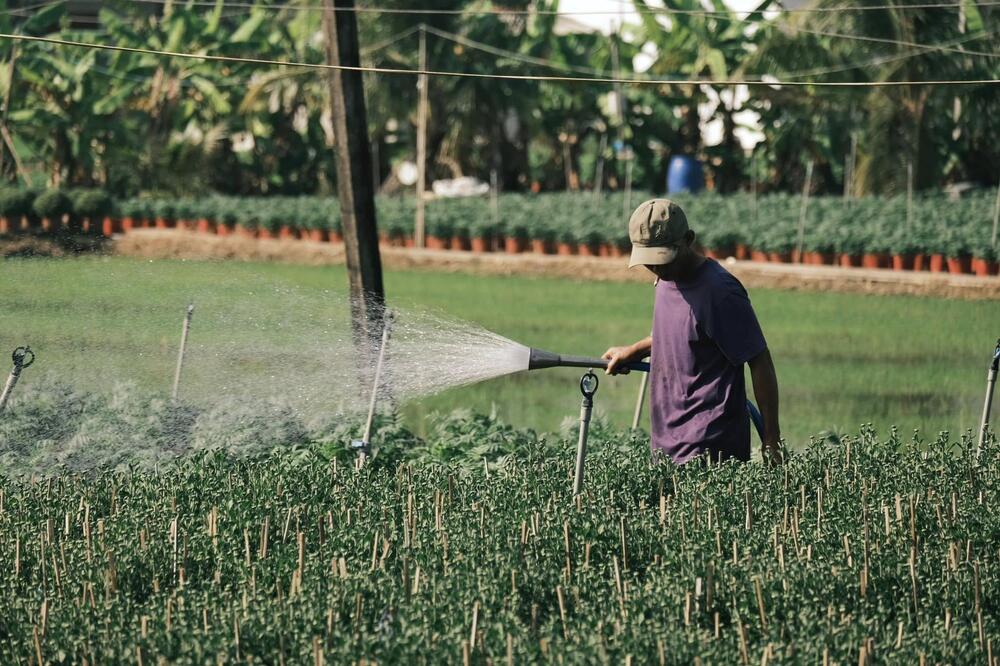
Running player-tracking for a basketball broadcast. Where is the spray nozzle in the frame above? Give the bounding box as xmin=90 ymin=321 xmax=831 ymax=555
xmin=580 ymin=370 xmax=599 ymax=398
xmin=12 ymin=346 xmax=34 ymax=371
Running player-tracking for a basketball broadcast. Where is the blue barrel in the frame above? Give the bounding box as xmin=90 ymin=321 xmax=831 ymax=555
xmin=666 ymin=155 xmax=705 ymax=194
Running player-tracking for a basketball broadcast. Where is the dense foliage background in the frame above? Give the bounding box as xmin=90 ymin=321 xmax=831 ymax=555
xmin=0 ymin=0 xmax=996 ymax=198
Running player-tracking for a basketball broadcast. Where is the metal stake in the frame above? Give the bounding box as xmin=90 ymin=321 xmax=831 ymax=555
xmin=0 ymin=346 xmax=35 ymax=414
xmin=976 ymin=339 xmax=1000 ymax=462
xmin=573 ymin=370 xmax=599 ymax=495
xmin=171 ymin=303 xmax=194 ymax=400
xmin=353 ymin=312 xmax=393 ymax=465
xmin=631 ymin=371 xmax=649 ymax=430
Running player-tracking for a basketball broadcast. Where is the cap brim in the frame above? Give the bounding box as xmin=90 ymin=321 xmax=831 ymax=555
xmin=628 ymin=245 xmax=679 ymax=268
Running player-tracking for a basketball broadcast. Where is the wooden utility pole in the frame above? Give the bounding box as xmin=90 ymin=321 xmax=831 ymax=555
xmin=414 ymin=25 xmax=429 ymax=248
xmin=322 ymin=0 xmax=385 ymax=341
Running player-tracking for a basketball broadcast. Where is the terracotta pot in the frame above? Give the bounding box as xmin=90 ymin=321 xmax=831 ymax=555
xmin=750 ymin=250 xmax=769 ymax=263
xmin=556 ymin=241 xmax=577 ymax=256
xmin=471 ymin=236 xmax=490 ymax=253
xmin=598 ymin=243 xmax=612 ymax=257
xmin=154 ymin=217 xmax=170 ymax=229
xmin=768 ymin=251 xmax=791 ymax=264
xmin=928 ymin=254 xmax=946 ymax=273
xmin=101 ymin=217 xmax=114 ymax=237
xmin=861 ymin=253 xmax=885 ymax=269
xmin=196 ymin=218 xmax=213 ymax=234
xmin=427 ymin=235 xmax=449 ymax=250
xmin=278 ymin=225 xmax=297 ymax=240
xmin=946 ymin=256 xmax=971 ymax=275
xmin=177 ymin=219 xmax=194 ymax=231
xmin=306 ymin=229 xmax=326 ymax=242
xmin=530 ymin=238 xmax=548 ymax=254
xmin=40 ymin=217 xmax=55 ymax=232
xmin=579 ymin=243 xmax=600 ymax=257
xmin=610 ymin=244 xmax=628 ymax=258
xmin=0 ymin=217 xmax=8 ymax=234
xmin=404 ymin=237 xmax=415 ymax=248
xmin=891 ymin=254 xmax=913 ymax=271
xmin=258 ymin=229 xmax=275 ymax=240
xmin=140 ymin=218 xmax=153 ymax=229
xmin=912 ymin=254 xmax=926 ymax=271
xmin=705 ymin=249 xmax=720 ymax=260
xmin=122 ymin=217 xmax=135 ymax=233
xmin=839 ymin=254 xmax=860 ymax=268
xmin=735 ymin=244 xmax=749 ymax=260
xmin=330 ymin=231 xmax=344 ymax=244
xmin=215 ymin=223 xmax=232 ymax=237
xmin=971 ymin=257 xmax=996 ymax=277
xmin=237 ymin=225 xmax=256 ymax=238
xmin=451 ymin=236 xmax=470 ymax=251
xmin=501 ymin=237 xmax=524 ymax=254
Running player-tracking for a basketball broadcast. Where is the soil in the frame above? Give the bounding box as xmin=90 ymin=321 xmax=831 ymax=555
xmin=113 ymin=229 xmax=1000 ymax=301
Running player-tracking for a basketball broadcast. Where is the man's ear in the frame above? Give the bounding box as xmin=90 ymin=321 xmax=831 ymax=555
xmin=685 ymin=229 xmax=697 ymax=247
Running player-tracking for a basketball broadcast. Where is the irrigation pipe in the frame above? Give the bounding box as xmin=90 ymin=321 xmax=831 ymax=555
xmin=1 ymin=33 xmax=997 ymax=87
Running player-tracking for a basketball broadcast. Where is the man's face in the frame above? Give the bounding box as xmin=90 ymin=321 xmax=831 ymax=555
xmin=644 ymin=230 xmax=695 ymax=281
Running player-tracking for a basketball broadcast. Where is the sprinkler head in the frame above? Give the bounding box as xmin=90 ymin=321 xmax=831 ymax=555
xmin=580 ymin=370 xmax=599 ymax=397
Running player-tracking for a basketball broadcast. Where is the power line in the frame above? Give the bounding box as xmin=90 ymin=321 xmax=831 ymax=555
xmin=118 ymin=0 xmax=1000 ymax=17
xmin=422 ymin=23 xmax=997 ymax=82
xmin=110 ymin=0 xmax=1000 ymax=58
xmin=2 ymin=31 xmax=996 ymax=87
xmin=780 ymin=27 xmax=1000 ymax=79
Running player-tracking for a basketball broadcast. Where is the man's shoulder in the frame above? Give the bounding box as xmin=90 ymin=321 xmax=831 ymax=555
xmin=701 ymin=259 xmax=748 ymax=295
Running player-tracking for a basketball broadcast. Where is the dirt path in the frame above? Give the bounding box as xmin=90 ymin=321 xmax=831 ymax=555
xmin=115 ymin=230 xmax=1000 ymax=301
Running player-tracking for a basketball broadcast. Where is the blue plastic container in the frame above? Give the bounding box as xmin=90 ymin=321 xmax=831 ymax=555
xmin=666 ymin=155 xmax=705 ymax=194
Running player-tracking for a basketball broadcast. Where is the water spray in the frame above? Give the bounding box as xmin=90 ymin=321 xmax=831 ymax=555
xmin=171 ymin=303 xmax=194 ymax=400
xmin=976 ymin=338 xmax=1000 ymax=462
xmin=352 ymin=312 xmax=394 ymax=464
xmin=0 ymin=346 xmax=35 ymax=414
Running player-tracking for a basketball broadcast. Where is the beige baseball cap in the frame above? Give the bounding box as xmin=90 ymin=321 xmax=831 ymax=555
xmin=627 ymin=199 xmax=690 ymax=268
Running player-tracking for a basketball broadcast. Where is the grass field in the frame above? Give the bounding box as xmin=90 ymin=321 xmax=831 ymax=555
xmin=0 ymin=256 xmax=997 ymax=446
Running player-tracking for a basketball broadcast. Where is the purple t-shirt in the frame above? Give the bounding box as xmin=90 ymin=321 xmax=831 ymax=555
xmin=649 ymin=259 xmax=767 ymax=464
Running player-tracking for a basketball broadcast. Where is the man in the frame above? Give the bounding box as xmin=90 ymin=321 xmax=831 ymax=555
xmin=602 ymin=199 xmax=783 ymax=465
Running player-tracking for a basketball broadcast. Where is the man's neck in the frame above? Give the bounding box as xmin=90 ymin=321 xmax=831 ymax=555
xmin=659 ymin=252 xmax=706 ymax=282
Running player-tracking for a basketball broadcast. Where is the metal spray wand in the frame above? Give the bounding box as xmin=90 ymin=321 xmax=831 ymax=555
xmin=0 ymin=346 xmax=35 ymax=414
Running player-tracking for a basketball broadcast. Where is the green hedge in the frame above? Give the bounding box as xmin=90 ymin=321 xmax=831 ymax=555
xmin=120 ymin=190 xmax=997 ymax=259
xmin=2 ymin=184 xmax=995 ymax=260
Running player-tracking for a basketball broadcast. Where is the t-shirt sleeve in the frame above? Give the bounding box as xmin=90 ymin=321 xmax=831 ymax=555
xmin=703 ymin=284 xmax=768 ymax=366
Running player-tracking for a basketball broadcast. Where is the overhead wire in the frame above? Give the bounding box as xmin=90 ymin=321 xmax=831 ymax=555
xmin=118 ymin=0 xmax=1000 ymax=16
xmin=109 ymin=0 xmax=1000 ymax=59
xmin=1 ymin=31 xmax=996 ymax=86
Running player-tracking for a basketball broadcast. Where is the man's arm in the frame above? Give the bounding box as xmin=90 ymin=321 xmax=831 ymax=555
xmin=747 ymin=347 xmax=782 ymax=463
xmin=602 ymin=336 xmax=652 ymax=375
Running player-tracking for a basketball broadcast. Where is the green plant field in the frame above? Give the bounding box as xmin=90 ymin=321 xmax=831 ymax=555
xmin=0 ymin=420 xmax=997 ymax=662
xmin=0 ymin=257 xmax=997 ymax=446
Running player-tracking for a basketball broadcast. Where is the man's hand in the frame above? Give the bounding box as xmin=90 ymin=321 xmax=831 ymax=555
xmin=602 ymin=337 xmax=651 ymax=375
xmin=602 ymin=346 xmax=636 ymax=375
xmin=762 ymin=440 xmax=786 ymax=466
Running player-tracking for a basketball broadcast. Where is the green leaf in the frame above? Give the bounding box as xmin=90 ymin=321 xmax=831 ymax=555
xmin=189 ymin=75 xmax=231 ymax=114
xmin=23 ymin=3 xmax=65 ymax=36
xmin=230 ymin=13 xmax=266 ymax=43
